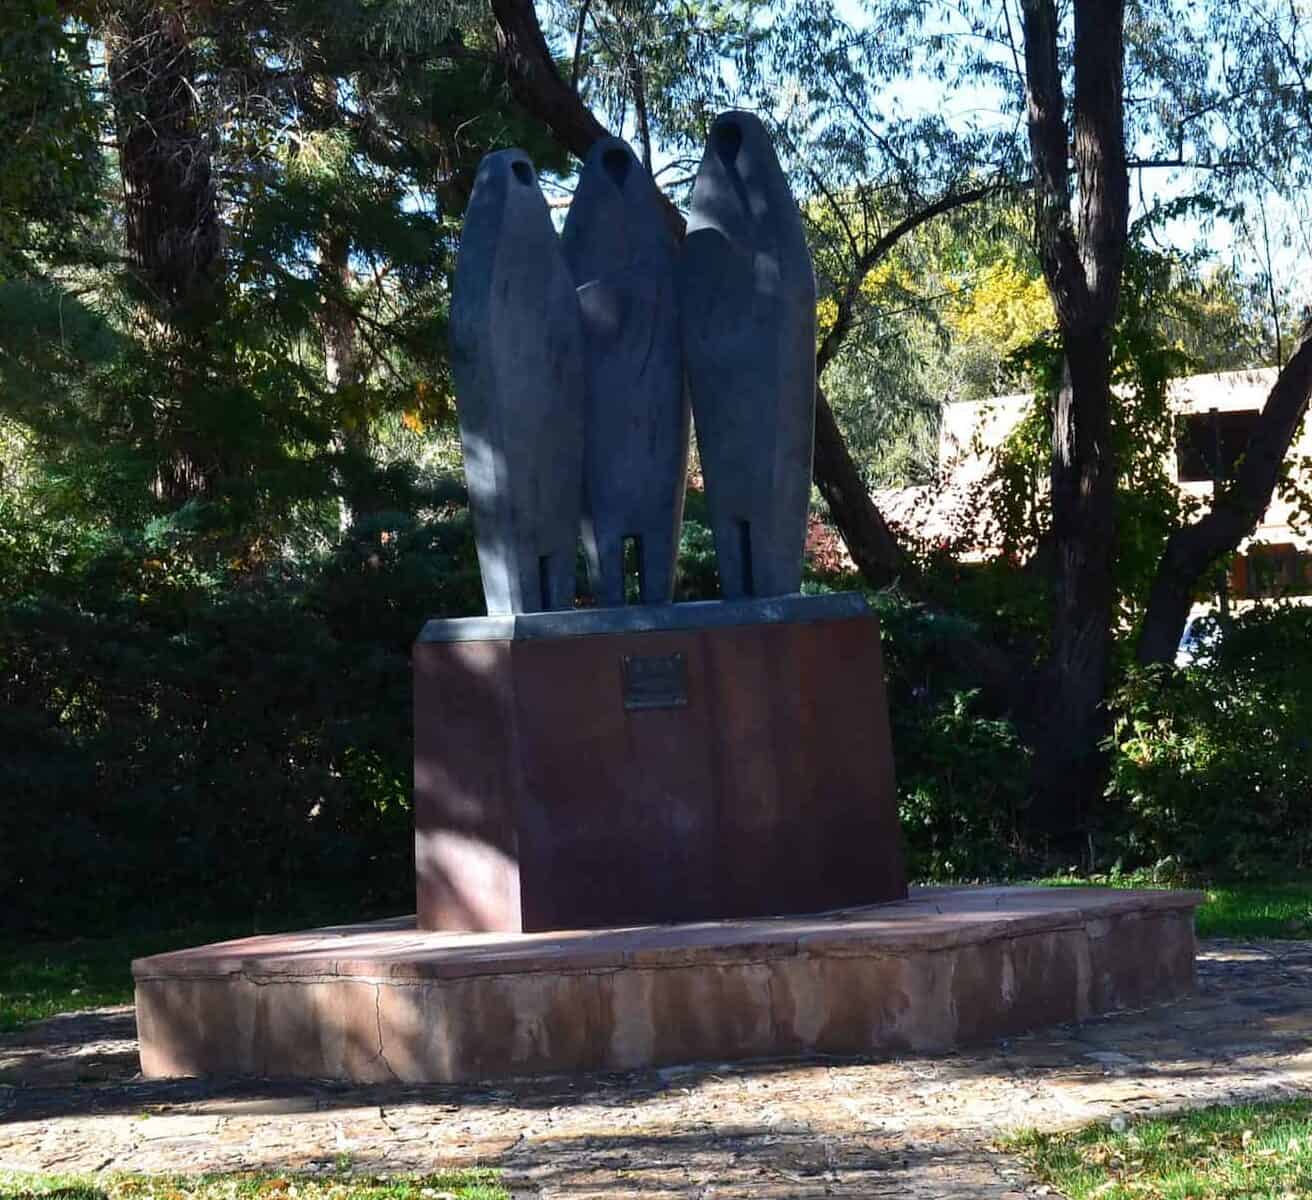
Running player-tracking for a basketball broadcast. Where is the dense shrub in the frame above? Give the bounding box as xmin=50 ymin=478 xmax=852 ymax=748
xmin=0 ymin=511 xmax=1047 ymax=937
xmin=1109 ymin=604 xmax=1312 ymax=876
xmin=0 ymin=491 xmax=483 ymax=938
xmin=871 ymin=592 xmax=1034 ymax=880
xmin=8 ymin=475 xmax=1309 ymax=941
xmin=882 ymin=596 xmax=1312 ymax=882
xmin=0 ymin=484 xmax=726 ymax=939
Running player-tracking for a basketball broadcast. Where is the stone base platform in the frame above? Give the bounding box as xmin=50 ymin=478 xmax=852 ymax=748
xmin=134 ymin=886 xmax=1202 ymax=1084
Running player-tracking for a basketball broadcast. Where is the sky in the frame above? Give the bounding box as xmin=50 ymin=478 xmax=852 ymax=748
xmin=545 ymin=0 xmax=1311 ymax=321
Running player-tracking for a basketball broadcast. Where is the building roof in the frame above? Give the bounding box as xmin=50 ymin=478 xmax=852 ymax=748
xmin=872 ymin=367 xmax=1311 ymax=559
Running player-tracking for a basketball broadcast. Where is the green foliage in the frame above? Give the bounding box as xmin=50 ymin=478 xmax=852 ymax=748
xmin=0 ymin=0 xmax=1308 ymax=947
xmin=816 ymin=196 xmax=1051 ymax=490
xmin=1108 ymin=605 xmax=1312 ymax=876
xmin=1106 ymin=234 xmax=1192 ymax=628
xmin=0 ymin=469 xmax=764 ymax=941
xmin=976 ymin=229 xmax=1255 ymax=632
xmin=869 ymin=586 xmax=1312 ymax=886
xmin=1041 ymin=871 xmax=1312 ymax=939
xmin=673 ymin=519 xmax=722 ymax=600
xmin=869 ymin=592 xmax=1035 ymax=879
xmin=894 ymin=687 xmax=1031 ymax=879
xmin=0 ymin=481 xmax=480 ymax=939
xmin=0 ymin=916 xmax=374 ymax=1032
xmin=0 ymin=1 xmax=103 ymax=272
xmin=1194 ymin=882 xmax=1312 ymax=940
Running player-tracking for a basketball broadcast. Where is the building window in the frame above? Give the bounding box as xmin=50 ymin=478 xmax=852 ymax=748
xmin=1242 ymin=544 xmax=1310 ymax=598
xmin=1177 ymin=409 xmax=1262 ymax=483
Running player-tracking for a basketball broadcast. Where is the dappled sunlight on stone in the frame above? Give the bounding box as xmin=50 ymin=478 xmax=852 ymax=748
xmin=5 ymin=938 xmax=1312 ymax=1194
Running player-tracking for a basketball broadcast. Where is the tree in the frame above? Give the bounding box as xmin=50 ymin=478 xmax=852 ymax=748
xmin=0 ymin=0 xmax=568 ymax=537
xmin=489 ymin=0 xmax=1013 ymax=591
xmin=489 ymin=0 xmax=1312 ymax=834
xmin=1137 ymin=324 xmax=1312 ymax=664
xmin=1013 ymin=0 xmax=1312 ymax=820
xmin=1015 ymin=0 xmax=1129 ymax=824
xmin=0 ymin=0 xmax=102 ymax=274
xmin=9 ymin=0 xmax=1312 ymax=855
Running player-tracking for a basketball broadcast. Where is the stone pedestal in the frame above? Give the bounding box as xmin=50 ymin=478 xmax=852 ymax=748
xmin=133 ymin=887 xmax=1204 ymax=1084
xmin=413 ymin=593 xmax=907 ymax=933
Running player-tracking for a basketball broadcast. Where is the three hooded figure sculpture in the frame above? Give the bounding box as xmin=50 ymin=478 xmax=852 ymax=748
xmin=449 ymin=112 xmax=817 ymax=615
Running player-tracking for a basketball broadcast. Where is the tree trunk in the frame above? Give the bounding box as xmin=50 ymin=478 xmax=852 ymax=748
xmin=102 ymin=0 xmax=225 ymax=502
xmin=1030 ymin=333 xmax=1117 ymax=829
xmin=317 ymin=225 xmax=382 ymax=524
xmin=1019 ymin=0 xmax=1128 ymax=836
xmin=1137 ymin=323 xmax=1312 ymax=664
xmin=813 ymin=385 xmax=913 ymax=585
xmin=103 ymin=0 xmax=221 ymax=317
xmin=320 ymin=229 xmax=360 ymax=400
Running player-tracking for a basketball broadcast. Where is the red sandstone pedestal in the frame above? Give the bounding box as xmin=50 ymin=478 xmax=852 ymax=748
xmin=413 ymin=593 xmax=907 ymax=933
xmin=133 ymin=886 xmax=1203 ymax=1084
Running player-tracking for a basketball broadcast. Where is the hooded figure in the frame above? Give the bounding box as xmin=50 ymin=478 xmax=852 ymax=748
xmin=449 ymin=150 xmax=586 ymax=614
xmin=562 ymin=137 xmax=689 ymax=606
xmin=678 ymin=111 xmax=816 ymax=599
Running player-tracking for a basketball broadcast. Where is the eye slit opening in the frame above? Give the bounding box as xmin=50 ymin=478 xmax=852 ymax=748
xmin=511 ymin=160 xmax=535 ymax=185
xmin=714 ymin=121 xmax=743 ymax=165
xmin=602 ymin=146 xmax=632 ymax=188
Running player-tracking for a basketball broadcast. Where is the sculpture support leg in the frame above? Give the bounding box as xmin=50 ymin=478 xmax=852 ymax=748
xmin=589 ymin=530 xmax=681 ymax=606
xmin=542 ymin=548 xmax=577 ymax=611
xmin=640 ymin=526 xmax=677 ymax=605
xmin=712 ymin=515 xmax=752 ymax=599
xmin=585 ymin=533 xmax=626 ymax=607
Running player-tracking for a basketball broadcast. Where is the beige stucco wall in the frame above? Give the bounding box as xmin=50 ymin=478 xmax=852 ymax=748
xmin=917 ymin=368 xmax=1312 ymax=559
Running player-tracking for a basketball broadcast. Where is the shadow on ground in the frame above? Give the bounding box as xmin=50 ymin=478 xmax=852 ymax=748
xmin=2 ymin=942 xmax=1312 ymax=1199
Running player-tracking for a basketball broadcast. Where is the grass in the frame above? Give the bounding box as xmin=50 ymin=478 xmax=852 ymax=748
xmin=0 ymin=1170 xmax=507 ymax=1200
xmin=1 ymin=924 xmax=230 ymax=1032
xmin=1039 ymin=873 xmax=1312 ymax=940
xmin=1192 ymin=883 xmax=1312 ymax=940
xmin=0 ymin=910 xmax=386 ymax=1033
xmin=1009 ymin=1100 xmax=1312 ymax=1199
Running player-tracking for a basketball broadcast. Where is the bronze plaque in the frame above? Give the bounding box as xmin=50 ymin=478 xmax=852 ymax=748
xmin=622 ymin=652 xmax=688 ymax=710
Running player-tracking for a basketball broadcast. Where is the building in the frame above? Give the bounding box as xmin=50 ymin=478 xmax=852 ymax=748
xmin=873 ymin=367 xmax=1312 ymax=600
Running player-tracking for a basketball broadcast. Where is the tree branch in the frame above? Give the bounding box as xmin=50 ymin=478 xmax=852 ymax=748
xmin=570 ymin=0 xmax=592 ymax=92
xmin=815 ymin=181 xmax=1008 ymax=376
xmin=489 ymin=0 xmax=610 ymax=160
xmin=1019 ymin=0 xmax=1089 ymax=328
xmin=1136 ymin=322 xmax=1312 ymax=664
xmin=627 ymin=48 xmax=652 ymax=172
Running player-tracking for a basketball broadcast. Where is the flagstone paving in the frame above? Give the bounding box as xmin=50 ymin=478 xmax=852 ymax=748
xmin=3 ymin=939 xmax=1311 ymax=1197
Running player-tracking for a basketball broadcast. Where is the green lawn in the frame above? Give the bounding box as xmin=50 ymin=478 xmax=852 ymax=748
xmin=1040 ymin=873 xmax=1312 ymax=939
xmin=0 ymin=913 xmax=373 ymax=1033
xmin=1193 ymin=882 xmax=1312 ymax=939
xmin=1009 ymin=1100 xmax=1312 ymax=1199
xmin=0 ymin=1170 xmax=507 ymax=1200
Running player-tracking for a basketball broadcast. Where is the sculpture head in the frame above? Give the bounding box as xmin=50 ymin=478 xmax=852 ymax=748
xmin=457 ymin=150 xmax=550 ymax=262
xmin=686 ymin=111 xmax=805 ymax=252
xmin=562 ymin=137 xmax=674 ymax=284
